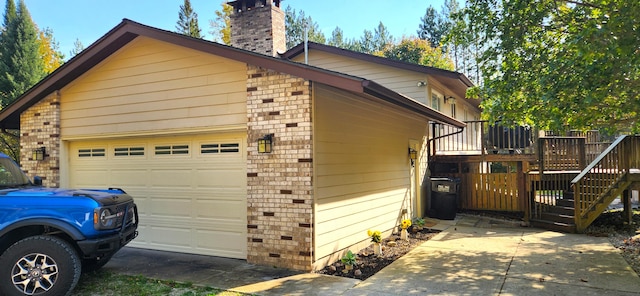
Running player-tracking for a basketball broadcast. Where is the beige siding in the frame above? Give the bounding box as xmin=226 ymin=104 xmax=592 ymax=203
xmin=293 ymin=50 xmax=482 ymax=122
xmin=60 ymin=37 xmax=247 ymax=139
xmin=292 ymin=51 xmax=429 ymax=104
xmin=314 ymin=85 xmax=428 ymax=261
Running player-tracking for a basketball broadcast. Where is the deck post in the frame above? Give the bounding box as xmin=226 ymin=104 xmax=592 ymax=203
xmin=517 ymin=161 xmax=529 ymax=222
xmin=623 ymin=189 xmax=632 ymax=225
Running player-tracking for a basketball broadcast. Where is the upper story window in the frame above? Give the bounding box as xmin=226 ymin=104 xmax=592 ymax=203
xmin=451 ymin=103 xmax=457 ymax=118
xmin=431 ymin=90 xmax=442 ymax=111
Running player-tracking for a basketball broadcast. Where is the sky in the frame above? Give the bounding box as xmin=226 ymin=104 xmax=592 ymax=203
xmin=19 ymin=0 xmax=446 ymax=58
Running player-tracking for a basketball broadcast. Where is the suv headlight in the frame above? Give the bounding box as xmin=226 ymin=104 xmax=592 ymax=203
xmin=94 ymin=208 xmax=118 ymax=230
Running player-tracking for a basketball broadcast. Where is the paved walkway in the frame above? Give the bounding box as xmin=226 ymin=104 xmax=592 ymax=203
xmin=103 ymin=214 xmax=640 ymax=295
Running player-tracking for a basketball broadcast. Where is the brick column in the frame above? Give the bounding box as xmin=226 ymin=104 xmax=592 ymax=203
xmin=20 ymin=91 xmax=61 ymax=187
xmin=246 ymin=65 xmax=314 ymax=271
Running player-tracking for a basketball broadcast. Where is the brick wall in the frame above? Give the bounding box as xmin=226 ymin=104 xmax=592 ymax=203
xmin=230 ymin=3 xmax=286 ymax=57
xmin=20 ymin=92 xmax=61 ymax=187
xmin=246 ymin=65 xmax=314 ymax=271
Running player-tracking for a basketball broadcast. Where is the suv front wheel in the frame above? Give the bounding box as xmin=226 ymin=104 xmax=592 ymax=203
xmin=0 ymin=235 xmax=81 ymax=296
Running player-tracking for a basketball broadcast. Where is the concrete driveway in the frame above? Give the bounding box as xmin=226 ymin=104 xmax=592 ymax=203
xmin=104 ymin=214 xmax=640 ymax=295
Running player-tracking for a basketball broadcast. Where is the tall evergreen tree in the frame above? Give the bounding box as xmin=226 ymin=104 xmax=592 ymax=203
xmin=284 ymin=6 xmax=325 ymax=49
xmin=176 ymin=0 xmax=202 ymax=38
xmin=417 ymin=6 xmax=446 ymax=48
xmin=0 ymin=0 xmax=44 ymax=107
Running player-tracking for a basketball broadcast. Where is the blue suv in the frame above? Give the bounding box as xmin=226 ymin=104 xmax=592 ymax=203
xmin=0 ymin=153 xmax=138 ymax=296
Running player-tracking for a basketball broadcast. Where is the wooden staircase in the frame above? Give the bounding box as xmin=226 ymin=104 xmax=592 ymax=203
xmin=531 ymin=135 xmax=640 ymax=233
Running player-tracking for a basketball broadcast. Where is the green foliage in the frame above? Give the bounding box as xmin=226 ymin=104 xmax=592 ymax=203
xmin=72 ymin=271 xmax=232 ymax=296
xmin=0 ymin=0 xmax=45 ymax=107
xmin=327 ymin=27 xmax=345 ymax=48
xmin=417 ymin=6 xmax=447 ymax=48
xmin=209 ymin=2 xmax=232 ymax=45
xmin=382 ymin=38 xmax=454 ymax=70
xmin=454 ymin=0 xmax=640 ymax=133
xmin=340 ymin=250 xmax=357 ymax=266
xmin=69 ymin=38 xmax=85 ymax=58
xmin=176 ymin=0 xmax=202 ymax=38
xmin=284 ymin=6 xmax=326 ymax=49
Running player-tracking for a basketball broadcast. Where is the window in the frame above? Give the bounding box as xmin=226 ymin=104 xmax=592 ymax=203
xmin=114 ymin=147 xmax=145 ymax=156
xmin=200 ymin=143 xmax=240 ymax=154
xmin=431 ymin=91 xmax=441 ymax=111
xmin=451 ymin=103 xmax=457 ymax=118
xmin=155 ymin=145 xmax=189 ymax=155
xmin=78 ymin=148 xmax=106 ymax=158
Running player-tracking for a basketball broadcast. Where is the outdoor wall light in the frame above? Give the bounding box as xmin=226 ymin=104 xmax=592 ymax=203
xmin=417 ymin=81 xmax=427 ymax=87
xmin=445 ymin=96 xmax=456 ymax=104
xmin=258 ymin=134 xmax=274 ymax=153
xmin=408 ymin=148 xmax=417 ymax=160
xmin=33 ymin=146 xmax=46 ymax=161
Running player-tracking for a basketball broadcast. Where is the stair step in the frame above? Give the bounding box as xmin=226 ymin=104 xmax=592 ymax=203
xmin=556 ymin=199 xmax=574 ymax=208
xmin=563 ymin=191 xmax=574 ymax=199
xmin=541 ymin=212 xmax=575 ymax=224
xmin=549 ymin=206 xmax=575 ymax=216
xmin=530 ymin=219 xmax=577 ymax=233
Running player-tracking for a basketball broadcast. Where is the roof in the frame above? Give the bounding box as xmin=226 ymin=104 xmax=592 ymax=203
xmin=281 ymin=42 xmax=478 ymax=108
xmin=0 ymin=19 xmax=465 ymax=129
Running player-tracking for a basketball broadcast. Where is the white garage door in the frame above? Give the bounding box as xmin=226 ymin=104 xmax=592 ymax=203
xmin=69 ymin=133 xmax=247 ymax=259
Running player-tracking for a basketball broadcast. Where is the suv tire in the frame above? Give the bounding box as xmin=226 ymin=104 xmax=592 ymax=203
xmin=0 ymin=235 xmax=81 ymax=296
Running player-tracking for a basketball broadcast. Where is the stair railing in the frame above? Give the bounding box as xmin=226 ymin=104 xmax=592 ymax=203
xmin=570 ymin=135 xmax=638 ymax=225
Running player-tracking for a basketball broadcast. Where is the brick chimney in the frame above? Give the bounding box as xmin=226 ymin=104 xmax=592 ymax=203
xmin=228 ymin=0 xmax=286 ymax=57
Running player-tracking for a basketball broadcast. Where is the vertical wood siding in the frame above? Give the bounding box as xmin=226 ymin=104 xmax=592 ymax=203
xmin=314 ymin=85 xmax=428 ymax=260
xmin=60 ymin=37 xmax=247 ymax=138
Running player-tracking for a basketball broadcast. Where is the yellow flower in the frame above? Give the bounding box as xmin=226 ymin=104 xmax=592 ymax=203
xmin=367 ymin=229 xmax=381 ymax=243
xmin=401 ymin=219 xmax=412 ymax=229
xmin=367 ymin=229 xmax=373 ymax=237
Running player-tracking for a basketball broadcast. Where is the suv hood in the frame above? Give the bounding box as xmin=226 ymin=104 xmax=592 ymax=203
xmin=1 ymin=187 xmax=133 ymax=206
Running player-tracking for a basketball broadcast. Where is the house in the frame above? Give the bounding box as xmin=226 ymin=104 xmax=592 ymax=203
xmin=0 ymin=0 xmax=477 ymax=271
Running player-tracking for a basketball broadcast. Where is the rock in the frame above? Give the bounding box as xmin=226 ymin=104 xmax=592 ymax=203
xmin=387 ymin=241 xmax=397 ymax=247
xmin=354 ymin=269 xmax=362 ymax=276
xmin=328 ymin=265 xmax=337 ymax=272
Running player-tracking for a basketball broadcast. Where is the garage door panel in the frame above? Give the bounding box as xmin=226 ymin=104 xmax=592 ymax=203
xmin=150 ymin=169 xmax=194 ymax=188
xmin=109 ymin=169 xmax=149 ymax=186
xmin=195 ymin=199 xmax=245 ymax=220
xmin=69 ymin=134 xmax=247 ymax=259
xmin=195 ymin=168 xmax=244 ymax=187
xmin=71 ymin=169 xmax=109 ymax=187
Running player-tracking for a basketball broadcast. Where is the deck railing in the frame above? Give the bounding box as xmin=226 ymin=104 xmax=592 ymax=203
xmin=571 ymin=135 xmax=640 ymax=230
xmin=430 ymin=121 xmax=536 ymax=156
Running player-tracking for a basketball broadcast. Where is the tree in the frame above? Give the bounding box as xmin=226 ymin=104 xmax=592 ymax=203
xmin=175 ymin=0 xmax=202 ymax=38
xmin=327 ymin=27 xmax=345 ymax=48
xmin=382 ymin=38 xmax=454 ymax=70
xmin=0 ymin=0 xmax=45 ymax=107
xmin=453 ymin=0 xmax=640 ymax=133
xmin=38 ymin=27 xmax=63 ymax=73
xmin=284 ymin=6 xmax=325 ymax=49
xmin=209 ymin=2 xmax=232 ymax=45
xmin=69 ymin=38 xmax=84 ymax=58
xmin=417 ymin=6 xmax=446 ymax=48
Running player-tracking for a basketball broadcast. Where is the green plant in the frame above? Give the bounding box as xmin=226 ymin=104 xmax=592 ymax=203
xmin=367 ymin=229 xmax=381 ymax=243
xmin=413 ymin=217 xmax=425 ymax=228
xmin=340 ymin=250 xmax=357 ymax=266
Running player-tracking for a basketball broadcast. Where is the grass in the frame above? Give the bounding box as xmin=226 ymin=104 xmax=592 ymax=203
xmin=72 ymin=270 xmax=249 ymax=296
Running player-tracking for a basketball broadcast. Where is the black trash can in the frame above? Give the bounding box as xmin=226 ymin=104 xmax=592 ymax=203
xmin=428 ymin=177 xmax=460 ymax=220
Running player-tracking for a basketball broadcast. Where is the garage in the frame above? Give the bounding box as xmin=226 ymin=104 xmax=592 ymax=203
xmin=68 ymin=133 xmax=247 ymax=259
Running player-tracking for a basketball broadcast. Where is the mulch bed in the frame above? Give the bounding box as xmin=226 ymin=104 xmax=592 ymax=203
xmin=316 ymin=227 xmax=440 ymax=280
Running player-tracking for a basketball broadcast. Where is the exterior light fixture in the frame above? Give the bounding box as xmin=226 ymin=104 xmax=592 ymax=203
xmin=33 ymin=147 xmax=46 ymax=161
xmin=445 ymin=96 xmax=456 ymax=104
xmin=408 ymin=148 xmax=418 ymax=166
xmin=417 ymin=81 xmax=427 ymax=87
xmin=408 ymin=148 xmax=417 ymax=160
xmin=258 ymin=134 xmax=274 ymax=153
